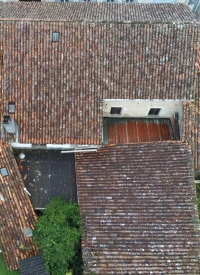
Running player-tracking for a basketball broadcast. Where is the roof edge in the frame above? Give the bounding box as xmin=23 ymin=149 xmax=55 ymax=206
xmin=0 ymin=18 xmax=198 ymax=25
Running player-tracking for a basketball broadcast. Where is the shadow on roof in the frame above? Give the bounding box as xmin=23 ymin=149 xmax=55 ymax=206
xmin=14 ymin=149 xmax=77 ymax=209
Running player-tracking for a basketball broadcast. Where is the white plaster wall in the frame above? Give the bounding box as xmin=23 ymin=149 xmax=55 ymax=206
xmin=103 ymin=99 xmax=184 ymax=137
xmin=103 ymin=99 xmax=183 ymax=118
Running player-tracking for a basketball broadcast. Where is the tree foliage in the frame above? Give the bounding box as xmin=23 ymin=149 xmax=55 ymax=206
xmin=196 ymin=184 xmax=200 ymax=219
xmin=33 ymin=197 xmax=83 ymax=275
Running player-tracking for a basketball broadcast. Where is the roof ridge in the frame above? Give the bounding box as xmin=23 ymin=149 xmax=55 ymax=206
xmin=0 ymin=2 xmax=196 ymax=23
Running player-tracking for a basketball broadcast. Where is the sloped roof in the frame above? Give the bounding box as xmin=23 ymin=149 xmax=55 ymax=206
xmin=19 ymin=254 xmax=49 ymax=275
xmin=0 ymin=145 xmax=39 ymax=270
xmin=0 ymin=3 xmax=200 ymax=168
xmin=0 ymin=20 xmax=199 ymax=143
xmin=76 ymin=142 xmax=200 ymax=274
xmin=0 ymin=3 xmax=196 ymax=22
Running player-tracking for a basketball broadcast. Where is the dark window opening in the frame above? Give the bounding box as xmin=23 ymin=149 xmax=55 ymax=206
xmin=148 ymin=108 xmax=161 ymax=116
xmin=0 ymin=51 xmax=3 ymax=65
xmin=35 ymin=209 xmax=44 ymax=217
xmin=3 ymin=115 xmax=11 ymax=124
xmin=195 ymin=170 xmax=200 ymax=180
xmin=110 ymin=107 xmax=122 ymax=115
xmin=52 ymin=32 xmax=59 ymax=42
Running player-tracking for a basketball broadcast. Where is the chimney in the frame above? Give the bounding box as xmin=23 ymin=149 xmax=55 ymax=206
xmin=1 ymin=115 xmax=19 ymax=142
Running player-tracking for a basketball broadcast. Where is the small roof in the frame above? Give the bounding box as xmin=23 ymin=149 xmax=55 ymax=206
xmin=0 ymin=3 xmax=196 ymax=22
xmin=76 ymin=142 xmax=200 ymax=274
xmin=19 ymin=254 xmax=49 ymax=275
xmin=0 ymin=145 xmax=39 ymax=270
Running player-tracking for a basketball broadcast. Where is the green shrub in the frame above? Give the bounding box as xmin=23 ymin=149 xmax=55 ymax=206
xmin=33 ymin=197 xmax=83 ymax=275
xmin=196 ymin=184 xmax=200 ymax=219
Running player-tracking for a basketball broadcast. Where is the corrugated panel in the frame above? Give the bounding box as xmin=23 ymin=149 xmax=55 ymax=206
xmin=76 ymin=142 xmax=200 ymax=275
xmin=159 ymin=122 xmax=171 ymax=140
xmin=148 ymin=121 xmax=160 ymax=141
xmin=137 ymin=121 xmax=149 ymax=142
xmin=107 ymin=119 xmax=172 ymax=144
xmin=109 ymin=124 xmax=117 ymax=144
xmin=127 ymin=121 xmax=138 ymax=143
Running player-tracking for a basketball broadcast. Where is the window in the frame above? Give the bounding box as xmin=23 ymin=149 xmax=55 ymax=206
xmin=148 ymin=108 xmax=161 ymax=116
xmin=123 ymin=0 xmax=137 ymax=2
xmin=110 ymin=107 xmax=122 ymax=115
xmin=8 ymin=102 xmax=15 ymax=114
xmin=52 ymin=32 xmax=59 ymax=42
xmin=0 ymin=167 xmax=8 ymax=177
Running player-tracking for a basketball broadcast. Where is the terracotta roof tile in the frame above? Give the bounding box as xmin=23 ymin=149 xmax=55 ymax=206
xmin=0 ymin=3 xmax=196 ymax=22
xmin=0 ymin=145 xmax=39 ymax=270
xmin=76 ymin=142 xmax=200 ymax=275
xmin=0 ymin=3 xmax=200 ymax=169
xmin=1 ymin=21 xmax=199 ymax=145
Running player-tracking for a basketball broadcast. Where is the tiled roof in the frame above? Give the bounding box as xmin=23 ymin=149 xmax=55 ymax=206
xmin=0 ymin=3 xmax=196 ymax=22
xmin=76 ymin=142 xmax=200 ymax=275
xmin=0 ymin=145 xmax=39 ymax=270
xmin=0 ymin=4 xmax=200 ymax=168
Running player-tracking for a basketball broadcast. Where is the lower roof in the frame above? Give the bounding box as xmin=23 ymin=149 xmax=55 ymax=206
xmin=103 ymin=118 xmax=173 ymax=144
xmin=76 ymin=142 xmax=200 ymax=274
xmin=0 ymin=145 xmax=39 ymax=270
xmin=19 ymin=254 xmax=49 ymax=275
xmin=17 ymin=149 xmax=77 ymax=208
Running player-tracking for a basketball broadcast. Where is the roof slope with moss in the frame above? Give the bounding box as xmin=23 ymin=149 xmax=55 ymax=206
xmin=0 ymin=15 xmax=199 ymax=150
xmin=76 ymin=142 xmax=200 ymax=275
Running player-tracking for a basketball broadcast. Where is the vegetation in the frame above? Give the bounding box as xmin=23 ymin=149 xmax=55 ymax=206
xmin=33 ymin=197 xmax=83 ymax=275
xmin=0 ymin=254 xmax=19 ymax=275
xmin=196 ymin=184 xmax=200 ymax=219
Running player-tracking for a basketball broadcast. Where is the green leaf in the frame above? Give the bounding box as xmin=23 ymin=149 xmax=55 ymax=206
xmin=33 ymin=197 xmax=83 ymax=275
